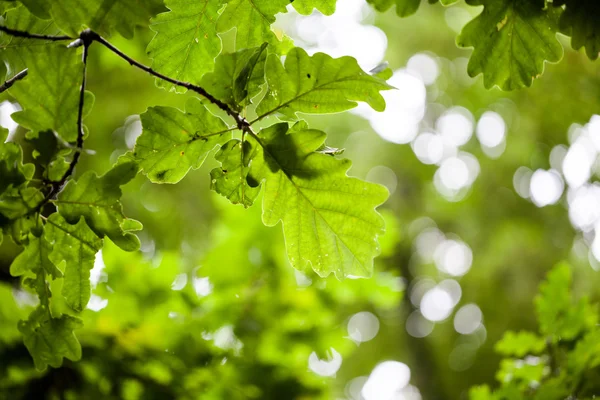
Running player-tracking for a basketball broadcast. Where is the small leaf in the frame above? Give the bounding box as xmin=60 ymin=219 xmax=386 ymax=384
xmin=48 ymin=0 xmax=165 ymax=38
xmin=256 ymin=47 xmax=392 ymax=120
xmin=0 ymin=128 xmax=35 ymax=196
xmin=0 ymin=6 xmax=63 ymax=80
xmin=292 ymin=0 xmax=337 ymax=15
xmin=147 ymin=0 xmax=222 ymax=91
xmin=56 ymin=162 xmax=142 ymax=251
xmin=249 ymin=122 xmax=389 ymax=278
xmin=366 ymin=0 xmax=420 ymax=17
xmin=217 ymin=0 xmax=289 ymax=49
xmin=534 ymin=263 xmax=598 ymax=341
xmin=18 ymin=307 xmax=83 ymax=371
xmin=9 ymin=233 xmax=62 ymax=279
xmin=457 ymin=0 xmax=563 ymax=90
xmin=556 ymin=0 xmax=600 ymax=60
xmin=134 ymin=98 xmax=232 ymax=184
xmin=0 ymin=186 xmax=44 ymax=220
xmin=210 ymin=139 xmax=260 ymax=208
xmin=200 ymin=44 xmax=268 ymax=111
xmin=495 ymin=331 xmax=546 ymax=357
xmin=45 ymin=214 xmax=103 ymax=312
xmin=9 ymin=44 xmax=94 ymax=143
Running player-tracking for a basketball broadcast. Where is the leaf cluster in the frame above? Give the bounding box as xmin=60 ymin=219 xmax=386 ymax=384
xmin=0 ymin=0 xmax=392 ymax=370
xmin=470 ymin=263 xmax=600 ymax=399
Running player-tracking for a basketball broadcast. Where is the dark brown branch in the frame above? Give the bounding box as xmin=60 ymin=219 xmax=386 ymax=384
xmin=0 ymin=69 xmax=28 ymax=93
xmin=0 ymin=25 xmax=72 ymax=41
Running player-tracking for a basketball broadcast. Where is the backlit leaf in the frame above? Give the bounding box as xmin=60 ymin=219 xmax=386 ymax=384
xmin=18 ymin=307 xmax=83 ymax=371
xmin=56 ymin=162 xmax=142 ymax=251
xmin=200 ymin=44 xmax=268 ymax=111
xmin=147 ymin=0 xmax=222 ymax=91
xmin=292 ymin=0 xmax=337 ymax=15
xmin=134 ymin=98 xmax=232 ymax=184
xmin=217 ymin=0 xmax=289 ymax=49
xmin=249 ymin=122 xmax=388 ymax=278
xmin=256 ymin=47 xmax=392 ymax=120
xmin=9 ymin=233 xmax=61 ymax=279
xmin=48 ymin=0 xmax=165 ymax=38
xmin=210 ymin=139 xmax=260 ymax=208
xmin=9 ymin=44 xmax=94 ymax=143
xmin=45 ymin=214 xmax=103 ymax=312
xmin=457 ymin=0 xmax=563 ymax=90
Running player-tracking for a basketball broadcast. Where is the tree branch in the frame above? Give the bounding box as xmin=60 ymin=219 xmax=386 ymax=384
xmin=0 ymin=25 xmax=72 ymax=41
xmin=0 ymin=69 xmax=28 ymax=93
xmin=38 ymin=37 xmax=91 ymax=210
xmin=86 ymin=31 xmax=251 ymax=131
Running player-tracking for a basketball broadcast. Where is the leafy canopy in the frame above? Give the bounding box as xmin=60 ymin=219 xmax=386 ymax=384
xmin=0 ymin=0 xmax=392 ymax=370
xmin=0 ymin=0 xmax=597 ymax=378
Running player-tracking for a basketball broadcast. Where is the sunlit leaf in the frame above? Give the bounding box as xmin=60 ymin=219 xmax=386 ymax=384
xmin=210 ymin=139 xmax=260 ymax=208
xmin=457 ymin=0 xmax=563 ymax=90
xmin=495 ymin=331 xmax=546 ymax=357
xmin=256 ymin=47 xmax=392 ymax=120
xmin=9 ymin=233 xmax=61 ymax=279
xmin=534 ymin=263 xmax=598 ymax=341
xmin=216 ymin=0 xmax=289 ymax=49
xmin=147 ymin=0 xmax=222 ymax=91
xmin=200 ymin=44 xmax=268 ymax=111
xmin=249 ymin=122 xmax=388 ymax=278
xmin=56 ymin=162 xmax=142 ymax=251
xmin=292 ymin=0 xmax=337 ymax=15
xmin=45 ymin=214 xmax=103 ymax=312
xmin=0 ymin=128 xmax=35 ymax=196
xmin=134 ymin=98 xmax=231 ymax=184
xmin=18 ymin=307 xmax=83 ymax=371
xmin=8 ymin=44 xmax=94 ymax=143
xmin=48 ymin=0 xmax=164 ymax=38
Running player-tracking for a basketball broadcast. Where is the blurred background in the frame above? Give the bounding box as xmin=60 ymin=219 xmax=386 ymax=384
xmin=1 ymin=0 xmax=600 ymax=399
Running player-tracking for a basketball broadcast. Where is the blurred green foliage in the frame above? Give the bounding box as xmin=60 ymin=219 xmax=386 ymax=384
xmin=0 ymin=0 xmax=599 ymax=399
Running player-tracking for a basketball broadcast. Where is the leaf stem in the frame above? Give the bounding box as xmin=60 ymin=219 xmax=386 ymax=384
xmin=0 ymin=69 xmax=28 ymax=93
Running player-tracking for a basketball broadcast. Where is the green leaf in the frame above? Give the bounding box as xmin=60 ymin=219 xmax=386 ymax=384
xmin=134 ymin=98 xmax=232 ymax=184
xmin=469 ymin=385 xmax=496 ymax=400
xmin=9 ymin=234 xmax=62 ymax=279
xmin=249 ymin=123 xmax=388 ymax=278
xmin=0 ymin=128 xmax=35 ymax=196
xmin=0 ymin=186 xmax=44 ymax=220
xmin=45 ymin=214 xmax=103 ymax=312
xmin=495 ymin=331 xmax=546 ymax=357
xmin=48 ymin=0 xmax=165 ymax=38
xmin=210 ymin=139 xmax=260 ymax=208
xmin=9 ymin=44 xmax=94 ymax=143
xmin=256 ymin=47 xmax=392 ymax=120
xmin=18 ymin=307 xmax=83 ymax=371
xmin=56 ymin=162 xmax=142 ymax=251
xmin=201 ymin=44 xmax=268 ymax=111
xmin=0 ymin=6 xmax=63 ymax=80
xmin=292 ymin=0 xmax=337 ymax=15
xmin=366 ymin=0 xmax=422 ymax=17
xmin=147 ymin=0 xmax=222 ymax=91
xmin=556 ymin=0 xmax=600 ymax=60
xmin=568 ymin=330 xmax=600 ymax=376
xmin=457 ymin=0 xmax=563 ymax=90
xmin=217 ymin=0 xmax=289 ymax=49
xmin=534 ymin=263 xmax=598 ymax=341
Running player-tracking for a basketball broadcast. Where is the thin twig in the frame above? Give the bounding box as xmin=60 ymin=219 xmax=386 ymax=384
xmin=0 ymin=69 xmax=28 ymax=93
xmin=0 ymin=25 xmax=72 ymax=41
xmin=37 ymin=36 xmax=92 ymax=211
xmin=88 ymin=32 xmax=251 ymax=131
